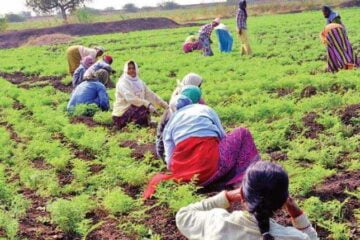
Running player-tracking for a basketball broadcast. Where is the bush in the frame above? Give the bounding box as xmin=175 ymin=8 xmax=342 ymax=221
xmin=5 ymin=13 xmax=25 ymax=23
xmin=123 ymin=3 xmax=138 ymax=13
xmin=72 ymin=104 xmax=100 ymax=117
xmin=159 ymin=1 xmax=181 ymax=10
xmin=48 ymin=195 xmax=94 ymax=234
xmin=74 ymin=8 xmax=94 ymax=23
xmin=103 ymin=189 xmax=136 ymax=215
xmin=0 ymin=18 xmax=7 ymax=32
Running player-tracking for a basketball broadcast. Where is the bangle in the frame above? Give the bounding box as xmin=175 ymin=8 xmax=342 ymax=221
xmin=262 ymin=232 xmax=270 ymax=236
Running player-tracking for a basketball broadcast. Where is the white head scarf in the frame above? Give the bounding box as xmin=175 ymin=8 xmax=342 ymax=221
xmin=179 ymin=73 xmax=203 ymax=88
xmin=121 ymin=60 xmax=143 ymax=96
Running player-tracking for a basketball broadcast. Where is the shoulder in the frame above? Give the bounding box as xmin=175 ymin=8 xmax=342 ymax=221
xmin=270 ymin=220 xmax=311 ymax=239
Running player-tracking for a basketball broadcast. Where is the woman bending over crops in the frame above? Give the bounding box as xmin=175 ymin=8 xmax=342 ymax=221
xmin=176 ymin=161 xmax=319 ymax=240
xmin=183 ymin=35 xmax=202 ymax=53
xmin=112 ymin=60 xmax=168 ymax=130
xmin=144 ymin=86 xmax=260 ymax=198
xmin=320 ymin=23 xmax=359 ymax=72
xmin=83 ymin=55 xmax=115 ymax=84
xmin=156 ymin=73 xmax=205 ymax=161
xmin=67 ymin=69 xmax=110 ymax=113
xmin=198 ymin=18 xmax=220 ymax=56
xmin=72 ymin=56 xmax=94 ymax=88
xmin=215 ymin=23 xmax=233 ymax=53
xmin=66 ymin=45 xmax=104 ymax=75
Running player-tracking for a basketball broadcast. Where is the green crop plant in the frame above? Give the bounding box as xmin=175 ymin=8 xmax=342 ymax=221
xmin=48 ymin=195 xmax=94 ymax=234
xmin=72 ymin=104 xmax=100 ymax=117
xmin=93 ymin=111 xmax=113 ymax=125
xmin=103 ymin=189 xmax=137 ymax=215
xmin=155 ymin=181 xmax=203 ymax=213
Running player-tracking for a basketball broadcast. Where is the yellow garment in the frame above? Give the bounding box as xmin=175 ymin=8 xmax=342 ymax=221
xmin=176 ymin=192 xmax=319 ymax=240
xmin=320 ymin=23 xmax=343 ymax=45
xmin=66 ymin=46 xmax=82 ymax=75
xmin=238 ymin=29 xmax=252 ymax=55
xmin=112 ymin=61 xmax=168 ymax=117
xmin=66 ymin=46 xmax=98 ymax=75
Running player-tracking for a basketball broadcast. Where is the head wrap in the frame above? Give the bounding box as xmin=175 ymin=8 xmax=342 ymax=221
xmin=181 ymin=73 xmax=203 ymax=87
xmin=95 ymin=46 xmax=105 ymax=52
xmin=176 ymin=95 xmax=193 ymax=110
xmin=213 ymin=18 xmax=221 ymax=25
xmin=180 ymin=85 xmax=202 ymax=104
xmin=103 ymin=55 xmax=113 ymax=65
xmin=81 ymin=56 xmax=94 ymax=69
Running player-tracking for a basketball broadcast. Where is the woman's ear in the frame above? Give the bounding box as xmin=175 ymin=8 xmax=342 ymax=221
xmin=240 ymin=186 xmax=245 ymax=203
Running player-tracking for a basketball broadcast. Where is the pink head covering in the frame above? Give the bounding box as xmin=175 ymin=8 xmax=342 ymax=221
xmin=213 ymin=18 xmax=221 ymax=24
xmin=81 ymin=56 xmax=94 ymax=69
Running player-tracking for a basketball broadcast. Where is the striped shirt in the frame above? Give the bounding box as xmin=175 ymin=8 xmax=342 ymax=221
xmin=199 ymin=23 xmax=214 ymax=38
xmin=237 ymin=9 xmax=247 ymax=30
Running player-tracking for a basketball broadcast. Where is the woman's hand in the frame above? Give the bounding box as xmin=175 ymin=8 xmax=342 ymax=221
xmin=149 ymin=104 xmax=157 ymax=113
xmin=285 ymin=197 xmax=303 ymax=219
xmin=225 ymin=188 xmax=243 ymax=203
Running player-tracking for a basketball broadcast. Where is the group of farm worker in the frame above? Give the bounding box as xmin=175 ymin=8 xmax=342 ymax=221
xmin=64 ymin=54 xmax=319 ymax=239
xmin=183 ymin=0 xmax=250 ymax=56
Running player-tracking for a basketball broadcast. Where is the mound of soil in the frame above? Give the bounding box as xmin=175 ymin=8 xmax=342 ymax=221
xmin=0 ymin=18 xmax=200 ymax=49
xmin=120 ymin=140 xmax=157 ymax=160
xmin=310 ymin=171 xmax=360 ymax=201
xmin=0 ymin=71 xmax=72 ymax=93
xmin=302 ymin=112 xmax=324 ymax=139
xmin=276 ymin=88 xmax=293 ymax=97
xmin=300 ymin=86 xmax=317 ymax=98
xmin=24 ymin=33 xmax=74 ymax=47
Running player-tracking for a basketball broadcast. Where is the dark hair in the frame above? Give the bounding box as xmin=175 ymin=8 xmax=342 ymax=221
xmin=322 ymin=5 xmax=331 ymax=12
xmin=242 ymin=161 xmax=289 ymax=240
xmin=128 ymin=61 xmax=136 ymax=69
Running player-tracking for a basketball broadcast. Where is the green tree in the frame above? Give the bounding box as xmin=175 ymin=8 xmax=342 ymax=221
xmin=122 ymin=3 xmax=138 ymax=13
xmin=25 ymin=0 xmax=92 ymax=22
xmin=159 ymin=1 xmax=181 ymax=10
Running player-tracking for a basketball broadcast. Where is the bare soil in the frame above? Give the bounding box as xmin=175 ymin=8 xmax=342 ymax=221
xmin=340 ymin=104 xmax=360 ymax=135
xmin=310 ymin=171 xmax=360 ymax=202
xmin=0 ymin=71 xmax=71 ymax=93
xmin=18 ymin=188 xmax=79 ymax=240
xmin=57 ymin=168 xmax=74 ymax=186
xmin=89 ymin=163 xmax=105 ymax=174
xmin=302 ymin=112 xmax=324 ymax=139
xmin=0 ymin=18 xmax=199 ymax=49
xmin=300 ymin=86 xmax=317 ymax=98
xmin=144 ymin=200 xmax=187 ymax=240
xmin=276 ymin=88 xmax=294 ymax=97
xmin=24 ymin=34 xmax=74 ymax=47
xmin=120 ymin=140 xmax=158 ymax=160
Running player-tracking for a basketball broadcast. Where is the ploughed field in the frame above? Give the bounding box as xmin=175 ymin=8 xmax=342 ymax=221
xmin=0 ymin=8 xmax=359 ymax=240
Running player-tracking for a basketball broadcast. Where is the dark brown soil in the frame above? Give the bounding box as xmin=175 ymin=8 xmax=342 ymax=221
xmin=89 ymin=163 xmax=105 ymax=174
xmin=144 ymin=201 xmax=187 ymax=240
xmin=13 ymin=100 xmax=25 ymax=110
xmin=0 ymin=121 xmax=23 ymax=143
xmin=0 ymin=18 xmax=199 ymax=49
xmin=121 ymin=183 xmax=142 ymax=199
xmin=276 ymin=88 xmax=293 ymax=97
xmin=52 ymin=132 xmax=96 ymax=161
xmin=58 ymin=168 xmax=74 ymax=186
xmin=309 ymin=171 xmax=360 ymax=202
xmin=340 ymin=104 xmax=360 ymax=135
xmin=301 ymin=86 xmax=317 ymax=98
xmin=70 ymin=116 xmax=98 ymax=128
xmin=285 ymin=123 xmax=303 ymax=140
xmin=120 ymin=140 xmax=158 ymax=160
xmin=32 ymin=157 xmax=52 ymax=170
xmin=86 ymin=218 xmax=134 ymax=240
xmin=0 ymin=71 xmax=71 ymax=93
xmin=18 ymin=188 xmax=79 ymax=240
xmin=302 ymin=112 xmax=324 ymax=139
xmin=269 ymin=151 xmax=288 ymax=161
xmin=341 ymin=104 xmax=360 ymax=125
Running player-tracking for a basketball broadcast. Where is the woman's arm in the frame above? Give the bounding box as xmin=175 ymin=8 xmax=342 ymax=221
xmin=97 ymin=84 xmax=110 ymax=111
xmin=119 ymin=83 xmax=151 ymax=108
xmin=176 ymin=192 xmax=230 ymax=239
xmin=144 ymin=84 xmax=168 ymax=109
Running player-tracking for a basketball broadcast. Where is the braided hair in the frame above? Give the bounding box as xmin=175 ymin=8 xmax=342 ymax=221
xmin=242 ymin=161 xmax=289 ymax=240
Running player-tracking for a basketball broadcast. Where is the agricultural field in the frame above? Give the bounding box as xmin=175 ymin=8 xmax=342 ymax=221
xmin=0 ymin=7 xmax=359 ymax=240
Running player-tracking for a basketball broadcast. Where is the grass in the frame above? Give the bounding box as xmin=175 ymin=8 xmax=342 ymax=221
xmin=4 ymin=0 xmax=356 ymax=31
xmin=0 ymin=7 xmax=359 ymax=239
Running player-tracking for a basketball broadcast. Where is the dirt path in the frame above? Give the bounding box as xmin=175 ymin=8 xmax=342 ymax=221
xmin=0 ymin=18 xmax=200 ymax=49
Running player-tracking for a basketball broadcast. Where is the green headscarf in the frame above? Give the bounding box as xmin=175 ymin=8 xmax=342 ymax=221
xmin=180 ymin=85 xmax=202 ymax=104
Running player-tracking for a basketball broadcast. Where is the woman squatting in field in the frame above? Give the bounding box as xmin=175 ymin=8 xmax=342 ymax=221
xmin=176 ymin=161 xmax=319 ymax=240
xmin=145 ymin=86 xmax=260 ymax=198
xmin=112 ymin=60 xmax=168 ymax=129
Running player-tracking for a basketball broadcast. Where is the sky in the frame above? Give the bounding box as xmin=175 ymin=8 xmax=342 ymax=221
xmin=0 ymin=0 xmax=223 ymax=15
